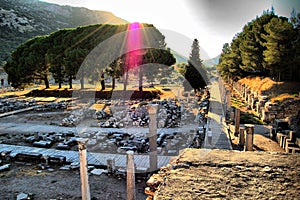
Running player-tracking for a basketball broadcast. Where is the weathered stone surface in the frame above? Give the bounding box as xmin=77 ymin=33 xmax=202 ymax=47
xmin=90 ymin=168 xmax=104 ymax=176
xmin=0 ymin=98 xmax=37 ymax=113
xmin=146 ymin=149 xmax=300 ymax=200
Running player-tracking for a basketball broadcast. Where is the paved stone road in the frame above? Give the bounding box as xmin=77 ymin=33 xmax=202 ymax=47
xmin=203 ymin=79 xmax=232 ymax=150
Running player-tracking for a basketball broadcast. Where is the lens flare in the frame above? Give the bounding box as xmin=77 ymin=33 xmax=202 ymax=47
xmin=125 ymin=22 xmax=143 ymax=70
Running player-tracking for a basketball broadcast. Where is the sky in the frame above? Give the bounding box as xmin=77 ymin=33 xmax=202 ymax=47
xmin=41 ymin=0 xmax=300 ymax=59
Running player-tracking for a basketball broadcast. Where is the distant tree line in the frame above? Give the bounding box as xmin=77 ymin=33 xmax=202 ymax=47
xmin=217 ymin=9 xmax=300 ymax=82
xmin=4 ymin=23 xmax=176 ymax=90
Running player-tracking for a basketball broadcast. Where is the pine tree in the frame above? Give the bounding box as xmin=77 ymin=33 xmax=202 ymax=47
xmin=240 ymin=13 xmax=275 ymax=74
xmin=262 ymin=17 xmax=296 ymax=81
xmin=184 ymin=39 xmax=207 ymax=92
xmin=290 ymin=10 xmax=300 ymax=81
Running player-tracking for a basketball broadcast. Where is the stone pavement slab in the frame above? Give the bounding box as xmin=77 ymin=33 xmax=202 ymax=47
xmin=203 ymin=79 xmax=232 ymax=150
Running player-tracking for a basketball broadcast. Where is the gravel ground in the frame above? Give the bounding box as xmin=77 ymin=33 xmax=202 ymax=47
xmin=0 ymin=163 xmax=147 ymax=199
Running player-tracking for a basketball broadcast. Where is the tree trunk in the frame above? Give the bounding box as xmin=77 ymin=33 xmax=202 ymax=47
xmin=112 ymin=76 xmax=116 ymax=90
xmin=100 ymin=73 xmax=105 ymax=91
xmin=58 ymin=81 xmax=62 ymax=89
xmin=124 ymin=71 xmax=128 ymax=91
xmin=69 ymin=76 xmax=73 ymax=89
xmin=139 ymin=66 xmax=143 ymax=92
xmin=44 ymin=76 xmax=49 ymax=89
xmin=80 ymin=76 xmax=84 ymax=90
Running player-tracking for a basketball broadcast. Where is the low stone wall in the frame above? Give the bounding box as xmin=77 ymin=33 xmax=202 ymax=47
xmin=226 ymin=80 xmax=300 ymax=131
xmin=145 ymin=148 xmax=300 ymax=200
xmin=25 ymin=89 xmax=161 ymax=100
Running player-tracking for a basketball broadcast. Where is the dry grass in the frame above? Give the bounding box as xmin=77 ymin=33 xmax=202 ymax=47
xmin=16 ymin=167 xmax=48 ymax=177
xmin=90 ymin=103 xmax=105 ymax=111
xmin=270 ymin=93 xmax=299 ymax=103
xmin=0 ymin=89 xmax=30 ymax=97
xmin=238 ymin=76 xmax=300 ymax=98
xmin=238 ymin=77 xmax=274 ymax=94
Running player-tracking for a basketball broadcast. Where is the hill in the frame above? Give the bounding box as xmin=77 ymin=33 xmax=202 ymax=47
xmin=0 ymin=0 xmax=127 ymax=65
xmin=172 ymin=50 xmax=187 ymax=63
xmin=203 ymin=54 xmax=220 ymax=68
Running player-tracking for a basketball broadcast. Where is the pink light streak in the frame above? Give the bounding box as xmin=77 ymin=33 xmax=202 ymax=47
xmin=126 ymin=22 xmax=143 ymax=70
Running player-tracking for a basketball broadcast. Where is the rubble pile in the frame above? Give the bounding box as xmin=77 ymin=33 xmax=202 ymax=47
xmin=84 ymin=130 xmax=194 ymax=155
xmin=60 ymin=108 xmax=95 ymax=127
xmin=189 ymin=126 xmax=206 ymax=148
xmin=24 ymin=131 xmax=79 ymax=150
xmin=95 ymin=109 xmax=111 ymax=120
xmin=129 ymin=105 xmax=149 ymax=127
xmin=157 ymin=99 xmax=181 ymax=128
xmin=34 ymin=101 xmax=69 ymax=111
xmin=99 ymin=98 xmax=198 ymax=129
xmin=0 ymin=98 xmax=37 ymax=113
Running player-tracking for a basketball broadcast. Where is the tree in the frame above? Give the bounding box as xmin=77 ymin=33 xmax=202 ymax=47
xmin=4 ymin=36 xmax=51 ymax=88
xmin=64 ymin=48 xmax=87 ymax=89
xmin=217 ymin=43 xmax=231 ymax=81
xmin=4 ymin=23 xmax=176 ymax=90
xmin=184 ymin=39 xmax=207 ymax=92
xmin=262 ymin=17 xmax=296 ymax=81
xmin=142 ymin=48 xmax=176 ymax=87
xmin=47 ymin=47 xmax=65 ymax=89
xmin=217 ymin=10 xmax=298 ymax=82
xmin=238 ymin=12 xmax=277 ymax=75
xmin=290 ymin=10 xmax=300 ymax=81
xmin=217 ymin=34 xmax=244 ymax=83
xmin=105 ymin=57 xmax=123 ymax=90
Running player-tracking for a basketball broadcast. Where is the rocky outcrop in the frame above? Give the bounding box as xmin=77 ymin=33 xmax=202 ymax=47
xmin=0 ymin=0 xmax=127 ymax=64
xmin=146 ymin=148 xmax=300 ymax=200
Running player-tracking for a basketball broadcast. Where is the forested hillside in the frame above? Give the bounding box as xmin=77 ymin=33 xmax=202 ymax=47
xmin=217 ymin=10 xmax=300 ymax=82
xmin=0 ymin=0 xmax=127 ymax=65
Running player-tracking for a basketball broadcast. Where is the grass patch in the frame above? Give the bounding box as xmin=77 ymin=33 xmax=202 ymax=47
xmin=271 ymin=93 xmax=299 ymax=103
xmin=231 ymin=97 xmax=249 ymax=108
xmin=231 ymin=96 xmax=265 ymax=125
xmin=240 ymin=112 xmax=264 ymax=125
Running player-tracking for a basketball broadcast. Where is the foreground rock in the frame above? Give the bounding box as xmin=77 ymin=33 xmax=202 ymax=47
xmin=146 ymin=149 xmax=300 ymax=200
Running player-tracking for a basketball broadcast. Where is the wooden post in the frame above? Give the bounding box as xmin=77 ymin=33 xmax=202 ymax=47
xmin=244 ymin=124 xmax=254 ymax=151
xmin=234 ymin=108 xmax=240 ymax=137
xmin=77 ymin=139 xmax=91 ymax=200
xmin=127 ymin=151 xmax=136 ymax=200
xmin=147 ymin=104 xmax=158 ymax=172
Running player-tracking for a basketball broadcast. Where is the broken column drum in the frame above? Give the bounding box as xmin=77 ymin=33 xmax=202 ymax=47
xmin=244 ymin=124 xmax=254 ymax=151
xmin=147 ymin=104 xmax=158 ymax=172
